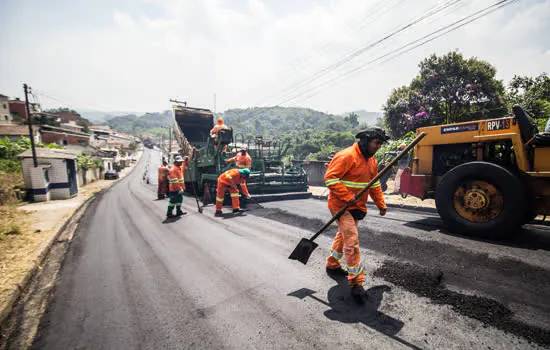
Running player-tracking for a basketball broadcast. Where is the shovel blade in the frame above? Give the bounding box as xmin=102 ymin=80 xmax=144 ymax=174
xmin=288 ymin=238 xmax=318 ymax=265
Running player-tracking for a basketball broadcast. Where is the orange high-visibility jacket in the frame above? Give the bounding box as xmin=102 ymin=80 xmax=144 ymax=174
xmin=168 ymin=162 xmax=188 ymax=192
xmin=217 ymin=169 xmax=250 ymax=196
xmin=324 ymin=143 xmax=386 ymax=212
xmin=227 ymin=153 xmax=252 ymax=169
xmin=158 ymin=165 xmax=170 ymax=182
xmin=210 ymin=124 xmax=229 ymax=138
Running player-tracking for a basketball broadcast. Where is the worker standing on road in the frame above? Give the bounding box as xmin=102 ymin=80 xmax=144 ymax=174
xmin=324 ymin=127 xmax=388 ymax=302
xmin=167 ymin=155 xmax=188 ymax=218
xmin=157 ymin=159 xmax=170 ymax=199
xmin=226 ymin=147 xmax=252 ymax=169
xmin=215 ymin=168 xmax=251 ymax=217
xmin=391 ymin=143 xmax=408 ymax=195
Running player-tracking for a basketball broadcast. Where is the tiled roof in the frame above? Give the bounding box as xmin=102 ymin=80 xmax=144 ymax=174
xmin=18 ymin=148 xmax=77 ymax=159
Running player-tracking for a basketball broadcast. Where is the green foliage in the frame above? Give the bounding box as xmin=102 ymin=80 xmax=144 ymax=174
xmin=0 ymin=137 xmax=65 ymax=173
xmin=223 ymin=107 xmax=364 ymax=161
xmin=384 ymin=51 xmax=506 ymax=137
xmin=344 ymin=112 xmax=360 ymax=127
xmin=374 ymin=132 xmax=416 ymax=164
xmin=507 ymin=73 xmax=550 ymax=130
xmin=76 ymin=154 xmax=95 ymax=170
xmin=106 ymin=111 xmax=172 ymax=135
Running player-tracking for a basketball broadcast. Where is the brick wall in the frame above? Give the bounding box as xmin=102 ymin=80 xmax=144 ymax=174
xmin=41 ymin=130 xmax=90 ymax=145
xmin=8 ymin=101 xmax=27 ymax=119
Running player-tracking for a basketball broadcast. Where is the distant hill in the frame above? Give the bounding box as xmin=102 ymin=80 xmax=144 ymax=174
xmin=77 ymin=109 xmax=142 ymax=123
xmin=222 ymin=106 xmax=352 ymax=138
xmin=104 ymin=111 xmax=172 ymax=137
xmin=342 ymin=110 xmax=384 ymax=126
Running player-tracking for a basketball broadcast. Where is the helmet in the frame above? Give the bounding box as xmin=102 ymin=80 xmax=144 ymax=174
xmin=399 ymin=143 xmax=406 ymax=150
xmin=355 ymin=127 xmax=390 ymax=142
xmin=174 ymin=155 xmax=184 ymax=162
xmin=217 ymin=118 xmax=224 ymax=125
xmin=239 ymin=168 xmax=251 ymax=176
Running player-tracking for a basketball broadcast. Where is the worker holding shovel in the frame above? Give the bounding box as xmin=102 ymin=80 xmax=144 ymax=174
xmin=324 ymin=127 xmax=389 ymax=302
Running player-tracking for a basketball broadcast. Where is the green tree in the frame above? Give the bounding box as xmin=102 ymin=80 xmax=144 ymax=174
xmin=383 ymin=51 xmax=506 ymax=137
xmin=507 ymin=73 xmax=550 ymax=130
xmin=344 ymin=112 xmax=359 ymax=127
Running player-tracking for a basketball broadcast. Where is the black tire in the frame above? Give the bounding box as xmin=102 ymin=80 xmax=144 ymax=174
xmin=435 ymin=162 xmax=526 ymax=240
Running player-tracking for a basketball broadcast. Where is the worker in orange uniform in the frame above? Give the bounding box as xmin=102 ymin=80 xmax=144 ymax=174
xmin=157 ymin=159 xmax=170 ymax=199
xmin=167 ymin=155 xmax=188 ymax=218
xmin=226 ymin=147 xmax=252 ymax=169
xmin=324 ymin=127 xmax=389 ymax=303
xmin=210 ymin=118 xmax=229 ymax=148
xmin=215 ymin=168 xmax=251 ymax=217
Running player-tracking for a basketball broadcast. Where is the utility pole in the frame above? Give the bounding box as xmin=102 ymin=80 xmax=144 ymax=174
xmin=168 ymin=126 xmax=172 ymax=154
xmin=24 ymin=84 xmax=38 ymax=167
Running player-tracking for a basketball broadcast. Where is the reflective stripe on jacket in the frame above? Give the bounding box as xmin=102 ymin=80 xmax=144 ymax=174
xmin=217 ymin=169 xmax=250 ymax=196
xmin=158 ymin=166 xmax=170 ymax=182
xmin=168 ymin=162 xmax=188 ymax=192
xmin=324 ymin=143 xmax=386 ymax=212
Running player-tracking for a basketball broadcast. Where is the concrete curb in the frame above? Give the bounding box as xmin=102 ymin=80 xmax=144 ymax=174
xmin=0 ymin=151 xmax=143 ymax=327
xmin=311 ymin=194 xmax=438 ymax=214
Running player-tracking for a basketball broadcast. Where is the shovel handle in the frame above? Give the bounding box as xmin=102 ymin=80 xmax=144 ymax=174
xmin=307 ymin=132 xmax=426 ymax=242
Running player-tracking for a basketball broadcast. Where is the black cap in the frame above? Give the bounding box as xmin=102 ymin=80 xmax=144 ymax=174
xmin=355 ymin=127 xmax=390 ymax=141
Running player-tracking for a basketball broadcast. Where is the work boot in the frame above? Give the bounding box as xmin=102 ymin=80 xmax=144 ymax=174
xmin=326 ymin=266 xmax=348 ymax=277
xmin=233 ymin=208 xmax=244 ymax=214
xmin=351 ymin=285 xmax=367 ymax=304
xmin=215 ymin=210 xmax=223 ymax=217
xmin=176 ymin=209 xmax=186 ymax=216
xmin=166 ymin=212 xmax=175 ymax=218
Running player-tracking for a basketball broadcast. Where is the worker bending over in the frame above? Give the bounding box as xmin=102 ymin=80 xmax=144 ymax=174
xmin=167 ymin=155 xmax=188 ymax=218
xmin=226 ymin=147 xmax=252 ymax=169
xmin=215 ymin=168 xmax=251 ymax=217
xmin=324 ymin=127 xmax=388 ymax=302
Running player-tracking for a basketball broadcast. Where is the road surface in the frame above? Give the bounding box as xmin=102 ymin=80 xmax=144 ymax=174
xmin=29 ymin=149 xmax=550 ymax=349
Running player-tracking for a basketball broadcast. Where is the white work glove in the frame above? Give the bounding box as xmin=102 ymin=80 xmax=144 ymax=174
xmin=178 ymin=189 xmax=184 ymax=195
xmin=246 ymin=195 xmax=252 ymax=200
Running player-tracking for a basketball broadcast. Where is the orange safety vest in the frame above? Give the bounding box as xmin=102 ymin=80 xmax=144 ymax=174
xmin=158 ymin=165 xmax=170 ymax=182
xmin=227 ymin=153 xmax=252 ymax=169
xmin=324 ymin=143 xmax=386 ymax=212
xmin=210 ymin=124 xmax=229 ymax=138
xmin=217 ymin=169 xmax=250 ymax=196
xmin=168 ymin=162 xmax=188 ymax=192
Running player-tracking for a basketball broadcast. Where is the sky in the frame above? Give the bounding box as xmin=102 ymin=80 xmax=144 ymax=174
xmin=0 ymin=0 xmax=549 ymax=115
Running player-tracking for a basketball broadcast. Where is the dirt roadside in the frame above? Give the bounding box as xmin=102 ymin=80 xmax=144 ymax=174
xmin=0 ymin=151 xmax=142 ymax=327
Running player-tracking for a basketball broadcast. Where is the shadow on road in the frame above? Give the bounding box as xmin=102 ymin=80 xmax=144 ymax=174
xmin=288 ymin=276 xmax=422 ymax=350
xmin=162 ymin=216 xmax=183 ymax=224
xmin=220 ymin=212 xmax=247 ymax=219
xmin=386 ymin=216 xmax=550 ymax=252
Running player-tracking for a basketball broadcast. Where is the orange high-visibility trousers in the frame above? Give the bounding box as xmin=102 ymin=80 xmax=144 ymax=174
xmin=326 ymin=210 xmax=364 ymax=286
xmin=215 ymin=184 xmax=241 ymax=211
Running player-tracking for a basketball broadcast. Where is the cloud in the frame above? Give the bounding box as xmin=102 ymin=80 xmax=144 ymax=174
xmin=0 ymin=0 xmax=548 ymax=114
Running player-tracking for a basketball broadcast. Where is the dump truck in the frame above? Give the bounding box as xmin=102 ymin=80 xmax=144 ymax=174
xmin=400 ymin=105 xmax=550 ymax=239
xmin=171 ymin=103 xmax=310 ymax=204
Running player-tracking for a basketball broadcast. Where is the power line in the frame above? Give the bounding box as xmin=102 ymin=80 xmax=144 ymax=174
xmin=282 ymin=0 xmax=518 ymax=107
xmin=260 ymin=0 xmax=464 ymax=107
xmin=234 ymin=0 xmax=401 ymax=104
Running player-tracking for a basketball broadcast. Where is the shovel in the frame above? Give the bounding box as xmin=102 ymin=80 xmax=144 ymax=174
xmin=288 ymin=132 xmax=426 ymax=264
